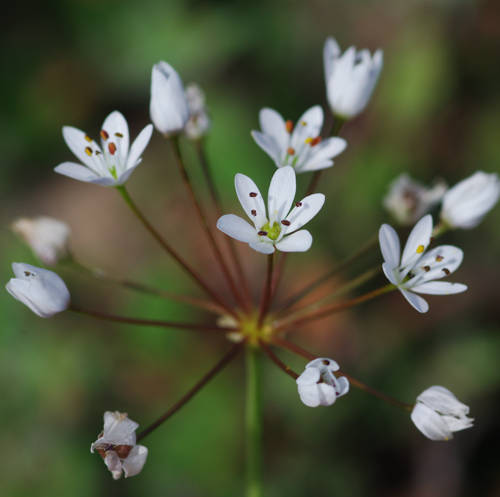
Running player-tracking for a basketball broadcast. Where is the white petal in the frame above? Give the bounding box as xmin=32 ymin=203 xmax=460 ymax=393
xmin=290 ymin=106 xmax=323 ymax=151
xmin=126 ymin=124 xmax=153 ymax=171
xmin=122 ymin=445 xmax=148 ymax=478
xmin=411 ymin=281 xmax=467 ymax=295
xmin=283 ymin=193 xmax=325 ymax=234
xmin=382 ymin=262 xmax=400 ymax=286
xmin=101 ymin=111 xmax=130 ymax=164
xmin=216 ymin=215 xmax=258 ymax=243
xmin=248 ymin=240 xmax=275 ymax=254
xmin=296 ymin=366 xmax=320 ymax=385
xmin=300 ymin=137 xmax=347 ymax=172
xmin=400 ymin=289 xmax=429 ymax=313
xmin=104 ymin=451 xmax=124 ymax=480
xmin=378 ymin=223 xmax=401 ymax=268
xmin=267 ymin=166 xmax=296 ymax=224
xmin=54 ymin=162 xmax=115 ymax=186
xmin=251 ymin=130 xmax=281 ymax=166
xmin=234 ymin=173 xmax=267 ymax=227
xmin=417 ymin=386 xmax=470 ymax=415
xmin=401 ymin=215 xmax=433 ymax=268
xmin=259 ymin=108 xmax=288 ymax=153
xmin=411 ymin=403 xmax=452 ymax=441
xmin=323 ymin=36 xmax=341 ymax=83
xmin=275 ymin=230 xmax=312 ymax=252
xmin=335 ymin=376 xmax=350 ymax=397
xmin=102 ymin=411 xmax=138 ymax=446
xmin=62 ymin=126 xmax=100 ymax=170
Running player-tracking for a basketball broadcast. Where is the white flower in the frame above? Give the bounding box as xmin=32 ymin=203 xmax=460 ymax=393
xmin=217 ymin=166 xmax=325 ymax=254
xmin=5 ymin=263 xmax=70 ymax=317
xmin=55 ymin=111 xmax=153 ymax=186
xmin=251 ymin=106 xmax=346 ymax=173
xmin=383 ymin=174 xmax=447 ymax=226
xmin=296 ymin=358 xmax=349 ymax=407
xmin=379 ymin=215 xmax=467 ymax=313
xmin=323 ymin=37 xmax=383 ymax=119
xmin=12 ymin=216 xmax=70 ymax=265
xmin=411 ymin=386 xmax=473 ymax=441
xmin=150 ymin=61 xmax=190 ymax=136
xmin=441 ymin=171 xmax=500 ymax=229
xmin=184 ymin=83 xmax=211 ymax=140
xmin=91 ymin=411 xmax=148 ymax=480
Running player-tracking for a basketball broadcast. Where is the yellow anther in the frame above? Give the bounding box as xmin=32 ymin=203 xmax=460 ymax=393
xmin=84 ymin=135 xmax=92 ymax=142
xmin=85 ymin=147 xmax=93 ymax=156
xmin=301 ymin=121 xmax=307 ymax=126
xmin=304 ymin=137 xmax=313 ymax=144
xmin=416 ymin=244 xmax=425 ymax=254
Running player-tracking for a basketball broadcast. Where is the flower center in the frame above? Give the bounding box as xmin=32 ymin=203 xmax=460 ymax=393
xmin=260 ymin=221 xmax=281 ymax=241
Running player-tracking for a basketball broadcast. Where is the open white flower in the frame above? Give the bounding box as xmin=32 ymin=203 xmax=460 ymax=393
xmin=251 ymin=106 xmax=346 ymax=173
xmin=12 ymin=216 xmax=70 ymax=265
xmin=323 ymin=37 xmax=383 ymax=119
xmin=184 ymin=83 xmax=211 ymax=140
xmin=296 ymin=358 xmax=349 ymax=408
xmin=150 ymin=61 xmax=190 ymax=136
xmin=411 ymin=386 xmax=473 ymax=441
xmin=217 ymin=166 xmax=325 ymax=254
xmin=55 ymin=111 xmax=153 ymax=186
xmin=441 ymin=171 xmax=500 ymax=229
xmin=6 ymin=263 xmax=70 ymax=317
xmin=383 ymin=174 xmax=447 ymax=226
xmin=91 ymin=411 xmax=148 ymax=480
xmin=379 ymin=215 xmax=467 ymax=313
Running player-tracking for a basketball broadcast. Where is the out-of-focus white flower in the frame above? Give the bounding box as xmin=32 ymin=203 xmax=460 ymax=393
xmin=150 ymin=61 xmax=190 ymax=136
xmin=12 ymin=216 xmax=70 ymax=265
xmin=411 ymin=386 xmax=473 ymax=441
xmin=55 ymin=111 xmax=153 ymax=186
xmin=379 ymin=215 xmax=467 ymax=313
xmin=5 ymin=263 xmax=70 ymax=317
xmin=251 ymin=106 xmax=346 ymax=173
xmin=441 ymin=171 xmax=500 ymax=229
xmin=91 ymin=411 xmax=148 ymax=480
xmin=296 ymin=358 xmax=349 ymax=407
xmin=217 ymin=166 xmax=325 ymax=254
xmin=323 ymin=37 xmax=383 ymax=119
xmin=184 ymin=83 xmax=211 ymax=140
xmin=383 ymin=174 xmax=447 ymax=226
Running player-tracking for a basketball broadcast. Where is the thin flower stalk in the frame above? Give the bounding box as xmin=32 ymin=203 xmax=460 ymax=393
xmin=257 ymin=253 xmax=274 ymax=328
xmin=170 ymin=137 xmax=248 ymax=310
xmin=70 ymin=305 xmax=234 ymax=333
xmin=137 ymin=343 xmax=242 ymax=441
xmin=260 ymin=341 xmax=299 ymax=379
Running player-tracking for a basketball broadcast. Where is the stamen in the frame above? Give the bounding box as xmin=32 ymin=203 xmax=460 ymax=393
xmin=301 ymin=121 xmax=307 ymax=126
xmin=281 ymin=220 xmax=291 ymax=226
xmin=322 ymin=359 xmax=330 ymax=365
xmin=251 ymin=209 xmax=257 ymax=216
xmin=416 ymin=245 xmax=425 ymax=254
xmin=442 ymin=268 xmax=450 ymax=275
xmin=258 ymin=231 xmax=268 ymax=236
xmin=287 ymin=147 xmax=295 ymax=156
xmin=115 ymin=132 xmax=124 ymax=138
xmin=84 ymin=135 xmax=92 ymax=142
xmin=435 ymin=255 xmax=444 ymax=262
xmin=295 ymin=201 xmax=302 ymax=207
xmin=95 ymin=150 xmax=102 ymax=155
xmin=285 ymin=120 xmax=294 ymax=133
xmin=422 ymin=265 xmax=431 ymax=272
xmin=114 ymin=445 xmax=132 ymax=459
xmin=85 ymin=147 xmax=93 ymax=156
xmin=249 ymin=192 xmax=258 ymax=198
xmin=304 ymin=137 xmax=313 ymax=145
xmin=108 ymin=142 xmax=117 ymax=155
xmin=24 ymin=271 xmax=33 ymax=277
xmin=310 ymin=136 xmax=321 ymax=146
xmin=100 ymin=130 xmax=109 ymax=140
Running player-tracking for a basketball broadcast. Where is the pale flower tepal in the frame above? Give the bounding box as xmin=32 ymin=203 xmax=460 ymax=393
xmin=184 ymin=83 xmax=211 ymax=140
xmin=12 ymin=216 xmax=70 ymax=266
xmin=251 ymin=106 xmax=347 ymax=172
xmin=5 ymin=263 xmax=70 ymax=317
xmin=379 ymin=215 xmax=467 ymax=313
xmin=411 ymin=386 xmax=473 ymax=441
xmin=323 ymin=37 xmax=383 ymax=119
xmin=217 ymin=166 xmax=325 ymax=254
xmin=440 ymin=171 xmax=500 ymax=229
xmin=54 ymin=111 xmax=153 ymax=187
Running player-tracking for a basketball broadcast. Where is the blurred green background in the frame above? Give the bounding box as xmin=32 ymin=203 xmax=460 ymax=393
xmin=1 ymin=0 xmax=500 ymax=495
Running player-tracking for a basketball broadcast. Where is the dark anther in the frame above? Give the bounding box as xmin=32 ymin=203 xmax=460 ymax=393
xmin=422 ymin=265 xmax=431 ymax=272
xmin=295 ymin=201 xmax=302 ymax=207
xmin=251 ymin=209 xmax=257 ymax=216
xmin=322 ymin=359 xmax=330 ymax=365
xmin=436 ymin=255 xmax=444 ymax=262
xmin=249 ymin=192 xmax=258 ymax=197
xmin=100 ymin=130 xmax=109 ymax=140
xmin=281 ymin=220 xmax=291 ymax=226
xmin=442 ymin=268 xmax=450 ymax=275
xmin=24 ymin=271 xmax=33 ymax=277
xmin=115 ymin=132 xmax=124 ymax=138
xmin=258 ymin=231 xmax=267 ymax=236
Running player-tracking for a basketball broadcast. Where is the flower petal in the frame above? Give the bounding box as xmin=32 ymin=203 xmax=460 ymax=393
xmin=62 ymin=126 xmax=102 ymax=171
xmin=323 ymin=36 xmax=341 ymax=83
xmin=251 ymin=130 xmax=281 ymax=166
xmin=101 ymin=111 xmax=130 ymax=164
xmin=378 ymin=223 xmax=401 ymax=268
xmin=122 ymin=445 xmax=148 ymax=478
xmin=249 ymin=240 xmax=275 ymax=254
xmin=401 ymin=214 xmax=433 ymax=268
xmin=275 ymin=230 xmax=312 ymax=252
xmin=259 ymin=108 xmax=288 ymax=153
xmin=411 ymin=281 xmax=467 ymax=295
xmin=411 ymin=403 xmax=453 ymax=441
xmin=234 ymin=173 xmax=267 ymax=228
xmin=300 ymin=137 xmax=347 ymax=172
xmin=216 ymin=215 xmax=258 ymax=243
xmin=267 ymin=166 xmax=296 ymax=224
xmin=400 ymin=289 xmax=429 ymax=313
xmin=290 ymin=106 xmax=323 ymax=151
xmin=283 ymin=193 xmax=325 ymax=234
xmin=54 ymin=162 xmax=115 ymax=186
xmin=126 ymin=124 xmax=153 ymax=171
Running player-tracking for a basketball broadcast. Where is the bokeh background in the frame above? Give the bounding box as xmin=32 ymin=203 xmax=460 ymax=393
xmin=1 ymin=0 xmax=500 ymax=495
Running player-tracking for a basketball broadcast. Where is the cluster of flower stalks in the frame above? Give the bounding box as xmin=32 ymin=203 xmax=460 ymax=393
xmin=6 ymin=35 xmax=500 ymax=491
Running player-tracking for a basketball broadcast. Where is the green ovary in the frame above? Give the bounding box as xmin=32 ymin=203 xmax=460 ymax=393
xmin=261 ymin=221 xmax=281 ymax=241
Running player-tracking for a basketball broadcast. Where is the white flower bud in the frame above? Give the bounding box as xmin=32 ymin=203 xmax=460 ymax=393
xmin=323 ymin=37 xmax=383 ymax=119
xmin=441 ymin=171 xmax=500 ymax=229
xmin=296 ymin=358 xmax=349 ymax=407
xmin=383 ymin=174 xmax=447 ymax=226
xmin=12 ymin=216 xmax=70 ymax=265
xmin=5 ymin=263 xmax=70 ymax=318
xmin=150 ymin=61 xmax=190 ymax=136
xmin=411 ymin=386 xmax=473 ymax=441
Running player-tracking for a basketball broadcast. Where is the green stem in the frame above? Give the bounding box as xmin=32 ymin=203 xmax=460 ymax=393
xmin=246 ymin=345 xmax=262 ymax=497
xmin=257 ymin=253 xmax=274 ymax=328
